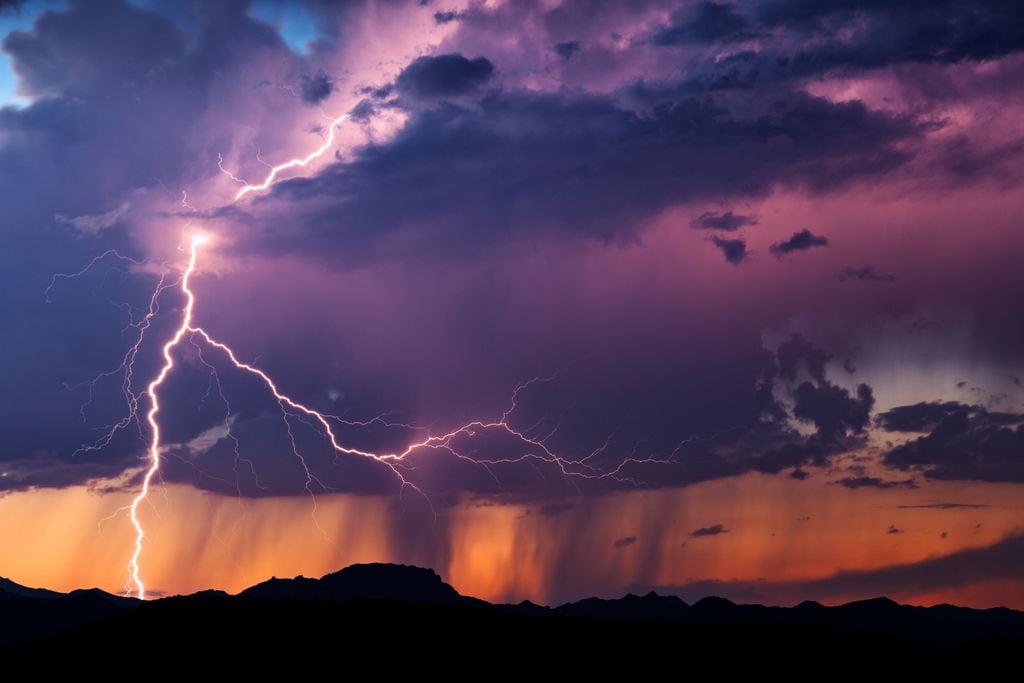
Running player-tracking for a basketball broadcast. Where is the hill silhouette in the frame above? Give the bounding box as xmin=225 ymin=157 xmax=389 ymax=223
xmin=2 ymin=563 xmax=1023 ymax=672
xmin=238 ymin=562 xmax=484 ymax=605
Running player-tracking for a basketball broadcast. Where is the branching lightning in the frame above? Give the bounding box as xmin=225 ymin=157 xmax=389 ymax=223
xmin=229 ymin=114 xmax=347 ymax=200
xmin=128 ymin=234 xmax=205 ymax=599
xmin=53 ymin=107 xmax=693 ymax=600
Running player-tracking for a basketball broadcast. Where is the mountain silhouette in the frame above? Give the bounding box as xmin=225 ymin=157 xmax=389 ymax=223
xmin=238 ymin=562 xmax=483 ymax=605
xmin=3 ymin=563 xmax=1023 ymax=672
xmin=0 ymin=577 xmax=62 ymax=600
xmin=553 ymin=591 xmax=688 ymax=619
xmin=0 ymin=580 xmax=136 ymax=646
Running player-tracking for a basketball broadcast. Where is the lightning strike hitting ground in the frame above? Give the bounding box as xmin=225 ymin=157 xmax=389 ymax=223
xmin=53 ymin=108 xmax=689 ymax=599
xmin=128 ymin=234 xmax=206 ymax=599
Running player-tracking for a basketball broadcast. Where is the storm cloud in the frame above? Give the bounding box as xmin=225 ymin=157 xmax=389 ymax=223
xmin=0 ymin=0 xmax=1022 ymax=508
xmin=883 ymin=406 xmax=1024 ymax=483
xmin=242 ymin=92 xmax=917 ymax=262
xmin=394 ymin=53 xmax=495 ymax=99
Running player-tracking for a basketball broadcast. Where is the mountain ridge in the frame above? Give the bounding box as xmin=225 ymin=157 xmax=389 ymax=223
xmin=3 ymin=562 xmax=1023 ymax=616
xmin=3 ymin=562 xmax=1024 ymax=670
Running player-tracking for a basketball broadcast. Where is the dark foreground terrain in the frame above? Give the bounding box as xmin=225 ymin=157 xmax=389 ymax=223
xmin=2 ymin=564 xmax=1022 ymax=673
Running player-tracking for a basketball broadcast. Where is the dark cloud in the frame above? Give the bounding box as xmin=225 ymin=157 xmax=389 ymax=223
xmin=710 ymin=236 xmax=748 ymax=265
xmin=691 ymin=210 xmax=758 ymax=231
xmin=0 ymin=0 xmax=24 ymax=16
xmin=434 ymin=10 xmax=461 ymax=24
xmin=719 ymin=334 xmax=882 ymax=479
xmin=245 ymin=91 xmax=918 ymax=262
xmin=770 ymin=229 xmax=829 ymax=256
xmin=299 ymin=71 xmax=333 ymax=105
xmin=876 ymin=401 xmax=970 ymax=432
xmin=2 ymin=1 xmax=184 ymax=98
xmin=792 ymin=381 xmax=874 ymax=442
xmin=883 ymin=405 xmax=1024 ymax=483
xmin=395 ymin=54 xmax=495 ymax=99
xmin=894 ymin=502 xmax=988 ymax=510
xmin=534 ymin=501 xmax=576 ymax=517
xmin=348 ymin=98 xmax=377 ymax=123
xmin=612 ymin=535 xmax=637 ymax=548
xmin=651 ymin=2 xmax=752 ymax=46
xmin=733 ymin=334 xmax=874 ymax=474
xmin=553 ymin=40 xmax=580 ymax=59
xmin=834 ymin=476 xmax=917 ymax=490
xmin=655 ymin=0 xmax=1024 ymax=98
xmin=754 ymin=0 xmax=1024 ymax=66
xmin=839 ymin=265 xmax=895 ymax=282
xmin=690 ymin=524 xmax=729 ymax=537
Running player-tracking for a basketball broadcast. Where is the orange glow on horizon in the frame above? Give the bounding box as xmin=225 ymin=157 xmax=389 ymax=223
xmin=3 ymin=473 xmax=1022 ymax=609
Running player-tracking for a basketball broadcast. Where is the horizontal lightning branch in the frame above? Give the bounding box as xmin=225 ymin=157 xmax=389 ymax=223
xmin=54 ymin=106 xmax=685 ymax=600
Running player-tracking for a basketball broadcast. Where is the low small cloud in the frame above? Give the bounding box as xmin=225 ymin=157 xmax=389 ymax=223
xmin=299 ymin=71 xmax=333 ymax=105
xmin=55 ymin=202 xmax=130 ymax=236
xmin=770 ymin=229 xmax=828 ymax=256
xmin=839 ymin=265 xmax=895 ymax=282
xmin=834 ymin=476 xmax=917 ymax=490
xmin=434 ymin=10 xmax=462 ymax=24
xmin=894 ymin=502 xmax=988 ymax=510
xmin=710 ymin=236 xmax=748 ymax=265
xmin=691 ymin=210 xmax=757 ymax=231
xmin=690 ymin=524 xmax=729 ymax=537
xmin=533 ymin=501 xmax=575 ymax=517
xmin=887 ymin=524 xmax=903 ymax=534
xmin=612 ymin=535 xmax=637 ymax=548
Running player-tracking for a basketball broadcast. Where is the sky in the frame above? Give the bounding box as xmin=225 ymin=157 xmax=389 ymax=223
xmin=1 ymin=0 xmax=1023 ymax=607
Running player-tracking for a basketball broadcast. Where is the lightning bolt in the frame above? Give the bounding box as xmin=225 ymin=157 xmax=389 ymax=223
xmin=217 ymin=153 xmax=249 ymax=186
xmin=229 ymin=114 xmax=348 ymax=201
xmin=128 ymin=233 xmax=206 ymax=599
xmin=54 ymin=106 xmax=702 ymax=600
xmin=45 ymin=249 xmax=148 ymax=305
